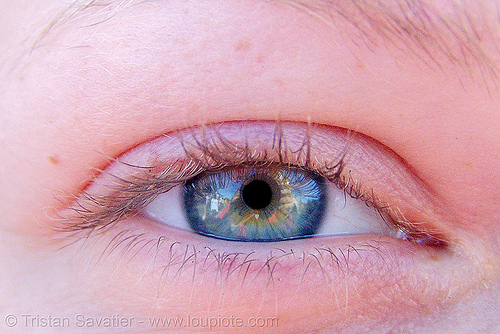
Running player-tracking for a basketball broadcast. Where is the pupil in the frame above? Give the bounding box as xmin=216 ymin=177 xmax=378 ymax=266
xmin=242 ymin=180 xmax=273 ymax=210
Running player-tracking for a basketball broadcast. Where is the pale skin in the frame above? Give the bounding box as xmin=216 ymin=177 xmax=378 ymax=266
xmin=1 ymin=0 xmax=500 ymax=333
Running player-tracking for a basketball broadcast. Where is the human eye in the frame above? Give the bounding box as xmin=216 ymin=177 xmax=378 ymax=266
xmin=56 ymin=120 xmax=454 ymax=331
xmin=76 ymin=121 xmax=443 ymax=245
xmin=63 ymin=121 xmax=445 ymax=245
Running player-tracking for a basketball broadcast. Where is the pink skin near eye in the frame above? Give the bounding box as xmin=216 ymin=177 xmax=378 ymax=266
xmin=1 ymin=0 xmax=500 ymax=333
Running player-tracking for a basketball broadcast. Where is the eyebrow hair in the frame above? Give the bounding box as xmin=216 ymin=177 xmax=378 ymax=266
xmin=277 ymin=0 xmax=499 ymax=85
xmin=21 ymin=0 xmax=500 ymax=86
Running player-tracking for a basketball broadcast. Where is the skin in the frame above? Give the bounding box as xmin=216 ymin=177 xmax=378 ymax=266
xmin=1 ymin=0 xmax=500 ymax=332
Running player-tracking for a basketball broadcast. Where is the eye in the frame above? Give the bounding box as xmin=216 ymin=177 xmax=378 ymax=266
xmin=64 ymin=121 xmax=444 ymax=247
xmin=57 ymin=120 xmax=456 ymax=330
xmin=143 ymin=165 xmax=394 ymax=241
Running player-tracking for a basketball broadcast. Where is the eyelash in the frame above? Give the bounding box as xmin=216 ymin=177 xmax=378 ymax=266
xmin=55 ymin=122 xmax=447 ymax=248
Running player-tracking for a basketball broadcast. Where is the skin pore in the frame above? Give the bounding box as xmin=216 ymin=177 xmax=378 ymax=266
xmin=1 ymin=0 xmax=500 ymax=332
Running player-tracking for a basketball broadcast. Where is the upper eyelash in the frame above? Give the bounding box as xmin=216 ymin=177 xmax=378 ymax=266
xmin=54 ymin=122 xmax=447 ymax=247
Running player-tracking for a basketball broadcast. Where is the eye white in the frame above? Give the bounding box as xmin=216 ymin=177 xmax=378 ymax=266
xmin=316 ymin=183 xmax=391 ymax=236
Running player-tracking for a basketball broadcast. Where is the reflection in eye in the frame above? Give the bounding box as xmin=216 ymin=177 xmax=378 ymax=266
xmin=183 ymin=166 xmax=326 ymax=241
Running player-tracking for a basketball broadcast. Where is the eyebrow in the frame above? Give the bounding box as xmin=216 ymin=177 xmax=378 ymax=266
xmin=278 ymin=0 xmax=499 ymax=84
xmin=30 ymin=0 xmax=500 ymax=84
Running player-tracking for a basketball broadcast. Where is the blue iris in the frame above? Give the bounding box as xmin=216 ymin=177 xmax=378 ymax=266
xmin=183 ymin=166 xmax=326 ymax=241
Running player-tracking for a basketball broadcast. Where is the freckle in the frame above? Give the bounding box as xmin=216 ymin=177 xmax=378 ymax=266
xmin=463 ymin=161 xmax=474 ymax=168
xmin=235 ymin=40 xmax=252 ymax=52
xmin=356 ymin=61 xmax=365 ymax=69
xmin=273 ymin=78 xmax=284 ymax=86
xmin=49 ymin=155 xmax=60 ymax=165
xmin=429 ymin=253 xmax=444 ymax=262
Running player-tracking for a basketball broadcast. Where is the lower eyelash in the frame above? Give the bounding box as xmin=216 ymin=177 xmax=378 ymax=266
xmin=53 ymin=121 xmax=447 ymax=248
xmin=61 ymin=215 xmax=456 ymax=332
xmin=80 ymin=225 xmax=389 ymax=291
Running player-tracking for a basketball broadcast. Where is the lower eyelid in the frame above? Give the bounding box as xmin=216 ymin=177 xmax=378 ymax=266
xmin=75 ymin=216 xmax=472 ymax=332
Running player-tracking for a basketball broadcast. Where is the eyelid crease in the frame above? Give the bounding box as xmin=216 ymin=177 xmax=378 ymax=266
xmin=54 ymin=121 xmax=448 ymax=248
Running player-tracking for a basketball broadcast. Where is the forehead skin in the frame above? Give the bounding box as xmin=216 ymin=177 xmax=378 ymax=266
xmin=0 ymin=0 xmax=500 ymax=332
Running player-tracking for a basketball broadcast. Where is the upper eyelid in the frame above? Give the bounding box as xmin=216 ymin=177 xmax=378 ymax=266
xmin=56 ymin=121 xmax=448 ymax=247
